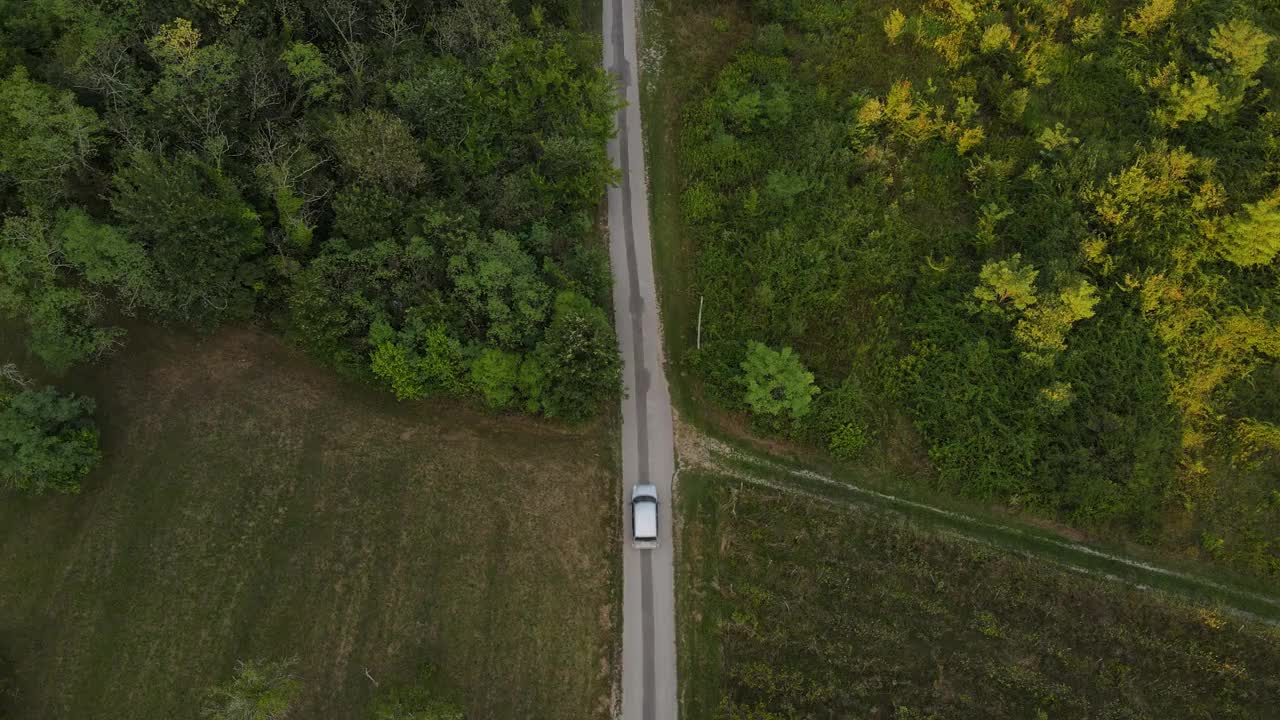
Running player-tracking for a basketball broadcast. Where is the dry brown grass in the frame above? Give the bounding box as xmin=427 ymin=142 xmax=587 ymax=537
xmin=0 ymin=324 xmax=618 ymax=720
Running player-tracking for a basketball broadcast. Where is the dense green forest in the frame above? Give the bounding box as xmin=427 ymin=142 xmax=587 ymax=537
xmin=0 ymin=0 xmax=621 ymax=495
xmin=676 ymin=0 xmax=1280 ymax=577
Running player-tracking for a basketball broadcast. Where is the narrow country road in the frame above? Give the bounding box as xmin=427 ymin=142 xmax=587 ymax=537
xmin=603 ymin=0 xmax=679 ymax=719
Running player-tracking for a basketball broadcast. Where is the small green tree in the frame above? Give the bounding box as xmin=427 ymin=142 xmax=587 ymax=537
xmin=281 ymin=42 xmax=342 ymax=103
xmin=1155 ymin=72 xmax=1224 ymax=128
xmin=883 ymin=9 xmax=907 ymax=44
xmin=0 ymin=66 xmax=103 ymax=204
xmin=1124 ymin=0 xmax=1175 ymax=36
xmin=1208 ymin=19 xmax=1272 ymax=79
xmin=515 ymin=355 xmax=547 ymax=414
xmin=532 ymin=291 xmax=620 ymax=421
xmin=329 ymin=110 xmax=425 ymax=190
xmin=0 ymin=382 xmax=100 ymax=496
xmin=469 ymin=348 xmax=521 ymax=409
xmin=973 ymin=254 xmax=1039 ymax=314
xmin=980 ymin=23 xmax=1013 ymax=54
xmin=1218 ymin=190 xmax=1280 ymax=267
xmin=369 ymin=316 xmax=467 ymax=401
xmin=202 ymin=658 xmax=301 ymax=720
xmin=448 ymin=231 xmax=550 ymax=349
xmin=740 ymin=342 xmax=819 ymax=418
xmin=1014 ymin=279 xmax=1099 ymax=366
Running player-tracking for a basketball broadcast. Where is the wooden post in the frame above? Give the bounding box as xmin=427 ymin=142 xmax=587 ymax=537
xmin=696 ymin=295 xmax=704 ymax=350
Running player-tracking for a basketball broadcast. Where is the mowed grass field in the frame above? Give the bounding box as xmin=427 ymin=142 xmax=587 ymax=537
xmin=0 ymin=326 xmax=617 ymax=719
xmin=677 ymin=472 xmax=1280 ymax=719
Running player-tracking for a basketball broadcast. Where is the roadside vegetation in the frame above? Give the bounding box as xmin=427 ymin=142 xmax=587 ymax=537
xmin=0 ymin=326 xmax=617 ymax=719
xmin=652 ymin=0 xmax=1280 ymax=580
xmin=678 ymin=472 xmax=1280 ymax=719
xmin=0 ymin=0 xmax=622 ymax=499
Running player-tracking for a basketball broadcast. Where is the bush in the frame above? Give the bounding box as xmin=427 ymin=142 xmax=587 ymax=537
xmin=202 ymin=658 xmax=301 ymax=720
xmin=533 ymin=291 xmax=621 ymax=421
xmin=470 ymin=348 xmax=521 ymax=409
xmin=739 ymin=342 xmax=818 ymax=419
xmin=369 ymin=317 xmax=467 ymax=401
xmin=0 ymin=385 xmax=100 ymax=496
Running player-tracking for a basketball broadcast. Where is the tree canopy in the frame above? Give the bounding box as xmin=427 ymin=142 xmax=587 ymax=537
xmin=0 ymin=0 xmax=620 ymax=425
xmin=679 ymin=0 xmax=1280 ymax=578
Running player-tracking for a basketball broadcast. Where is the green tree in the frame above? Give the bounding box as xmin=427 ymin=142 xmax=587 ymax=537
xmin=0 ymin=382 xmax=100 ymax=496
xmin=470 ymin=348 xmax=521 ymax=409
xmin=369 ymin=315 xmax=467 ymax=401
xmin=111 ymin=150 xmax=265 ymax=323
xmin=973 ymin=254 xmax=1039 ymax=314
xmin=532 ymin=291 xmax=620 ymax=421
xmin=0 ymin=210 xmax=151 ymax=372
xmin=202 ymin=658 xmax=301 ymax=720
xmin=1208 ymin=19 xmax=1273 ymax=79
xmin=740 ymin=342 xmax=818 ymax=418
xmin=281 ymin=41 xmax=342 ymax=103
xmin=448 ymin=231 xmax=551 ymax=349
xmin=57 ymin=208 xmax=155 ymax=310
xmin=1013 ymin=279 xmax=1099 ymax=366
xmin=1155 ymin=72 xmax=1224 ymax=128
xmin=0 ymin=66 xmax=103 ymax=204
xmin=146 ymin=19 xmax=239 ymax=153
xmin=1218 ymin=190 xmax=1280 ymax=267
xmin=329 ymin=110 xmax=426 ymax=190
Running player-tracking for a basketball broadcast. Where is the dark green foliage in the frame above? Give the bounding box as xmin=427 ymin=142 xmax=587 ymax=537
xmin=532 ymin=292 xmax=621 ymax=422
xmin=674 ymin=0 xmax=1280 ymax=576
xmin=0 ymin=0 xmax=619 ymax=423
xmin=0 ymin=384 xmax=100 ymax=496
xmin=370 ymin=664 xmax=464 ymax=720
xmin=111 ymin=151 xmax=264 ymax=324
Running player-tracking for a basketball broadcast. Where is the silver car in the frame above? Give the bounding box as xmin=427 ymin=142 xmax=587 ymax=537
xmin=631 ymin=484 xmax=659 ymax=549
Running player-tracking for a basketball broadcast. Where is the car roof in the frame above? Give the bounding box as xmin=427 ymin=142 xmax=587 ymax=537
xmin=633 ymin=496 xmax=658 ymax=538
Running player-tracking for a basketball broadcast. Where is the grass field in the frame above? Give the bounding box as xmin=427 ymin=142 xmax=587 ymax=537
xmin=677 ymin=471 xmax=1280 ymax=719
xmin=0 ymin=325 xmax=618 ymax=720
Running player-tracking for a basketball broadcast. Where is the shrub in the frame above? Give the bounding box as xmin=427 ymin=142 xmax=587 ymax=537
xmin=829 ymin=420 xmax=871 ymax=460
xmin=202 ymin=658 xmax=300 ymax=720
xmin=884 ymin=9 xmax=907 ymax=44
xmin=532 ymin=291 xmax=620 ymax=421
xmin=740 ymin=342 xmax=818 ymax=419
xmin=470 ymin=348 xmax=521 ymax=409
xmin=369 ymin=317 xmax=467 ymax=401
xmin=0 ymin=385 xmax=100 ymax=496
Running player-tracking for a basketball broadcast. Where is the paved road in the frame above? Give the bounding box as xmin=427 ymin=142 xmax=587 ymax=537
xmin=603 ymin=0 xmax=678 ymax=718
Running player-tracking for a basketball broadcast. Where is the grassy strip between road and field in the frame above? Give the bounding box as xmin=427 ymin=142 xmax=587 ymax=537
xmin=677 ymin=470 xmax=1280 ymax=719
xmin=690 ymin=435 xmax=1280 ymax=623
xmin=0 ymin=325 xmax=617 ymax=720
